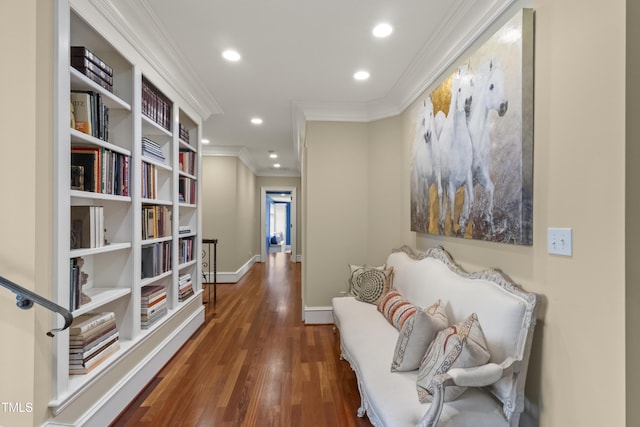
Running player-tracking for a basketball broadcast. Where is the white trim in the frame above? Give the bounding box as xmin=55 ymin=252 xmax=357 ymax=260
xmin=201 ymin=146 xmax=257 ymax=175
xmin=303 ymin=306 xmax=334 ymax=325
xmin=204 ymin=255 xmax=259 ymax=284
xmin=46 ymin=305 xmax=204 ymax=426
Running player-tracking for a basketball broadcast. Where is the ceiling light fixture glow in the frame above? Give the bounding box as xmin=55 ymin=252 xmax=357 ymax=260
xmin=222 ymin=49 xmax=241 ymax=61
xmin=273 ymin=163 xmax=281 ymax=168
xmin=373 ymin=23 xmax=393 ymax=38
xmin=201 ymin=139 xmax=210 ymax=144
xmin=353 ymin=70 xmax=370 ymax=81
xmin=251 ymin=117 xmax=263 ymax=125
xmin=269 ymin=153 xmax=278 ymax=159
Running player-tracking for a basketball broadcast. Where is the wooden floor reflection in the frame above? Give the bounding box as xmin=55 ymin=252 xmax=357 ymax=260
xmin=112 ymin=253 xmax=372 ymax=427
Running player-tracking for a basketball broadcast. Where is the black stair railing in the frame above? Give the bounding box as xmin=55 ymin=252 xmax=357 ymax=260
xmin=1 ymin=275 xmax=73 ymax=337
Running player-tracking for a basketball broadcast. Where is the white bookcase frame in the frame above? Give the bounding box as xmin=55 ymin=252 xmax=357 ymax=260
xmin=50 ymin=0 xmax=204 ymax=422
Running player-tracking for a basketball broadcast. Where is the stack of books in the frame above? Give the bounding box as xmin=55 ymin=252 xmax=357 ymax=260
xmin=141 ymin=285 xmax=168 ymax=329
xmin=178 ymin=225 xmax=192 ymax=235
xmin=141 ymin=137 xmax=166 ymax=164
xmin=178 ymin=123 xmax=190 ymax=144
xmin=70 ymin=90 xmax=109 ymax=142
xmin=178 ymin=274 xmax=194 ymax=302
xmin=178 ymin=150 xmax=196 ymax=175
xmin=70 ymin=46 xmax=113 ymax=92
xmin=69 ymin=312 xmax=119 ymax=375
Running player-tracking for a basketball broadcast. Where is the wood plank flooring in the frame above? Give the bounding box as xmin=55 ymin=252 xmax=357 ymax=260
xmin=111 ymin=253 xmax=372 ymax=427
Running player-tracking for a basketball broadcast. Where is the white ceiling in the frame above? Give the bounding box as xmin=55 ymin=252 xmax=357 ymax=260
xmin=101 ymin=0 xmax=515 ymax=176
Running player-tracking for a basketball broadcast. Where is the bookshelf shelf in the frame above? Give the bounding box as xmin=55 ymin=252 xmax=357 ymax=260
xmin=70 ymin=67 xmax=131 ymax=111
xmin=178 ymin=259 xmax=197 ymax=270
xmin=178 ymin=171 xmax=197 ymax=180
xmin=69 ymin=242 xmax=131 ymax=257
xmin=179 ymin=140 xmax=196 ymax=152
xmin=141 ymin=236 xmax=173 ymax=245
xmin=142 ymin=114 xmax=172 ymax=137
xmin=141 ymin=197 xmax=173 ymax=206
xmin=142 ymin=156 xmax=172 ymax=171
xmin=140 ymin=270 xmax=173 ymax=287
xmin=70 ymin=190 xmax=131 ymax=203
xmin=73 ymin=288 xmax=131 ymax=316
xmin=179 ymin=202 xmax=197 ymax=209
xmin=70 ymin=129 xmax=132 ymax=156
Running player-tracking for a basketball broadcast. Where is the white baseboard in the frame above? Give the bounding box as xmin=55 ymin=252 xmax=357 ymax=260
xmin=304 ymin=306 xmax=334 ymax=324
xmin=45 ymin=305 xmax=205 ymax=426
xmin=204 ymin=255 xmax=259 ymax=283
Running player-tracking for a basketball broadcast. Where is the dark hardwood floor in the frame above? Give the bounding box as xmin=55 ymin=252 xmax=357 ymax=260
xmin=111 ymin=253 xmax=372 ymax=427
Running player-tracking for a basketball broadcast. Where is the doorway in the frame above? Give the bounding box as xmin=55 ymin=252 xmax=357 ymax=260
xmin=261 ymin=186 xmax=297 ymax=262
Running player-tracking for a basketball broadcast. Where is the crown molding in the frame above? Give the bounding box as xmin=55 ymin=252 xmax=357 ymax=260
xmin=295 ymin=0 xmax=516 ymax=126
xmin=86 ymin=0 xmax=222 ymax=121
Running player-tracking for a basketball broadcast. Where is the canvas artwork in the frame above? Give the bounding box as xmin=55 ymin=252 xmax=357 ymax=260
xmin=410 ymin=9 xmax=534 ymax=245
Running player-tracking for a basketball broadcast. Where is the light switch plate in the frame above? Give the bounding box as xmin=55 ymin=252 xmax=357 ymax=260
xmin=547 ymin=227 xmax=572 ymax=256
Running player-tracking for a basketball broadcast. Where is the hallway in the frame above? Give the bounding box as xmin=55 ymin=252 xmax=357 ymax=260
xmin=112 ymin=253 xmax=372 ymax=426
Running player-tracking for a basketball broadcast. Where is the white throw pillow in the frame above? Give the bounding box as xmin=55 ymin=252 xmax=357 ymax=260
xmin=391 ymin=299 xmax=448 ymax=371
xmin=416 ymin=313 xmax=490 ymax=402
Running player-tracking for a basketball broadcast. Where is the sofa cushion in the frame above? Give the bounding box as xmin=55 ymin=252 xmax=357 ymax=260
xmin=377 ymin=289 xmax=417 ymax=330
xmin=392 ymin=299 xmax=448 ymax=371
xmin=354 ymin=267 xmax=393 ymax=305
xmin=348 ymin=264 xmax=386 ymax=297
xmin=416 ymin=313 xmax=490 ymax=402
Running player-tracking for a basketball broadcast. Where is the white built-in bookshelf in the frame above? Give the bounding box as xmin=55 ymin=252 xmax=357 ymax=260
xmin=51 ymin=0 xmax=203 ymax=421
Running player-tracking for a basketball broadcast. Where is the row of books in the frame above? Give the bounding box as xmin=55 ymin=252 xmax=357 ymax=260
xmin=178 ymin=273 xmax=194 ymax=302
xmin=142 ymin=205 xmax=172 ymax=240
xmin=178 ymin=123 xmax=190 ymax=144
xmin=71 ymin=46 xmax=114 ymax=92
xmin=142 ymin=137 xmax=166 ymax=164
xmin=141 ymin=285 xmax=168 ymax=329
xmin=141 ymin=162 xmax=158 ymax=199
xmin=69 ymin=312 xmax=119 ymax=375
xmin=71 ymin=90 xmax=109 ymax=142
xmin=141 ymin=241 xmax=172 ymax=279
xmin=71 ymin=146 xmax=130 ymax=196
xmin=179 ymin=177 xmax=197 ymax=204
xmin=141 ymin=78 xmax=171 ymax=131
xmin=69 ymin=257 xmax=90 ymax=310
xmin=178 ymin=236 xmax=194 ymax=264
xmin=70 ymin=206 xmax=105 ymax=249
xmin=178 ymin=150 xmax=196 ymax=176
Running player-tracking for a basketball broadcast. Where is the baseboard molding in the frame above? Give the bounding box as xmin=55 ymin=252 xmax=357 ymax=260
xmin=304 ymin=306 xmax=333 ymax=324
xmin=204 ymin=255 xmax=259 ymax=283
xmin=45 ymin=304 xmax=205 ymax=426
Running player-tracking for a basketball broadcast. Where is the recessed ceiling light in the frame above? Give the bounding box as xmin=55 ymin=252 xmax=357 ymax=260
xmin=251 ymin=117 xmax=263 ymax=125
xmin=269 ymin=153 xmax=278 ymax=159
xmin=354 ymin=70 xmax=370 ymax=81
xmin=373 ymin=23 xmax=393 ymax=38
xmin=222 ymin=49 xmax=241 ymax=62
xmin=201 ymin=139 xmax=210 ymax=144
xmin=273 ymin=163 xmax=281 ymax=168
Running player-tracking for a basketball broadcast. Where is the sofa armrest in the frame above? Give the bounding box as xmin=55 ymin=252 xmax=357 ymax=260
xmin=417 ymin=358 xmax=521 ymax=427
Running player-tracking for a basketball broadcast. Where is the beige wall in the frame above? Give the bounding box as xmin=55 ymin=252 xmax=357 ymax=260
xmin=627 ymin=0 xmax=640 ymax=425
xmin=303 ymin=1 xmax=628 ymax=425
xmin=201 ymin=156 xmax=258 ymax=273
xmin=0 ymin=1 xmax=54 ymax=426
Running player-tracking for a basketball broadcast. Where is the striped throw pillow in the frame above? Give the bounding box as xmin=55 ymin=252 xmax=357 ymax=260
xmin=377 ymin=289 xmax=417 ymax=330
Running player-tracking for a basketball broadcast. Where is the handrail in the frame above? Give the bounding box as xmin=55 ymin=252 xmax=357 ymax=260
xmin=1 ymin=275 xmax=73 ymax=337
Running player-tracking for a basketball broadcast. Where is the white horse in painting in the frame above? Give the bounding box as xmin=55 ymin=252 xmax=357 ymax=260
xmin=467 ymin=58 xmax=509 ymax=232
xmin=412 ymin=96 xmax=441 ymax=222
xmin=437 ymin=64 xmax=474 ymax=235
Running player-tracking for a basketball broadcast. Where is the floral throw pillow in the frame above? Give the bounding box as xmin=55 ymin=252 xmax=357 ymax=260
xmin=416 ymin=313 xmax=490 ymax=402
xmin=348 ymin=264 xmax=386 ymax=297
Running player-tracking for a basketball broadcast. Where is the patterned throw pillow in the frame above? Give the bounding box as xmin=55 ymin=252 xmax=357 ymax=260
xmin=392 ymin=299 xmax=448 ymax=372
xmin=348 ymin=264 xmax=386 ymax=297
xmin=416 ymin=313 xmax=490 ymax=402
xmin=378 ymin=289 xmax=417 ymax=330
xmin=354 ymin=267 xmax=393 ymax=305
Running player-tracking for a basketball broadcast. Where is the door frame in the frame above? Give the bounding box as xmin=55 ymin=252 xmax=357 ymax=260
xmin=261 ymin=186 xmax=297 ymax=262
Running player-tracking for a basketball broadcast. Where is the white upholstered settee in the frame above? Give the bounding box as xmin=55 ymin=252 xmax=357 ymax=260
xmin=332 ymin=246 xmax=538 ymax=427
